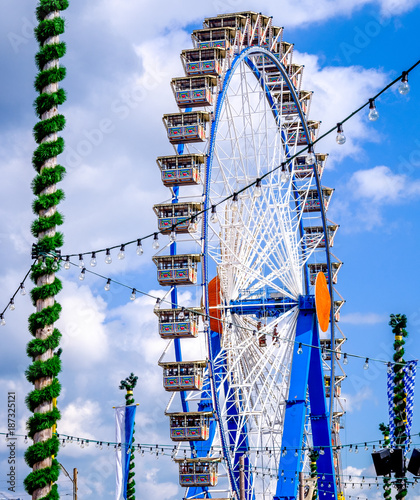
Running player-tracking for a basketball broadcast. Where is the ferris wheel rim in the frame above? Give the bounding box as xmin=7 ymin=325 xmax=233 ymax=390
xmin=200 ymin=45 xmax=334 ymax=499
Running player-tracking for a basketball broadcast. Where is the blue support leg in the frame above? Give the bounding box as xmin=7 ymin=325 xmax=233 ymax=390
xmin=274 ymin=311 xmax=314 ymax=500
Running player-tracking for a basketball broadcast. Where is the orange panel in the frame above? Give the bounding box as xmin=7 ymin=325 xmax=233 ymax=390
xmin=208 ymin=276 xmax=223 ymax=334
xmin=315 ymin=272 xmax=331 ymax=333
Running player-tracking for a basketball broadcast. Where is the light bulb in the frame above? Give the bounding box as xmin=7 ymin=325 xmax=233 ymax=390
xmin=118 ymin=245 xmax=125 ymax=260
xmin=78 ymin=254 xmax=84 ymax=268
xmin=154 ymin=298 xmax=161 ymax=311
xmin=9 ymin=300 xmax=15 ymax=311
xmin=64 ymin=257 xmax=70 ymax=270
xmin=254 ymin=178 xmax=262 ymax=198
xmin=231 ymin=193 xmax=239 ymax=211
xmin=105 ymin=249 xmax=112 ymax=264
xmin=136 ymin=240 xmax=144 ymax=255
xmin=355 ymin=445 xmax=359 ymax=454
xmin=178 ymin=308 xmax=185 ymax=320
xmin=349 ymin=445 xmax=353 ymax=453
xmin=319 ymin=447 xmax=325 ymax=455
xmin=398 ymin=71 xmax=410 ymax=95
xmin=297 ymin=343 xmax=303 ymax=354
xmin=90 ymin=252 xmax=97 ymax=267
xmin=24 ymin=435 xmax=28 ymax=444
xmin=368 ymin=99 xmax=379 ymax=121
xmin=0 ymin=315 xmax=5 ymax=326
xmin=294 ymin=449 xmax=298 ymax=457
xmin=203 ymin=316 xmax=209 ymax=328
xmin=188 ymin=217 xmax=197 ymax=234
xmin=170 ymin=230 xmax=176 ymax=242
xmin=52 ymin=259 xmax=59 ymax=271
xmin=305 ymin=146 xmax=315 ymax=165
xmin=104 ymin=279 xmax=111 ymax=291
xmin=79 ymin=268 xmax=86 ymax=281
xmin=364 ymin=443 xmax=368 ymax=451
xmin=336 ymin=123 xmax=346 ymax=145
xmin=343 ymin=353 xmax=348 ymax=365
xmin=364 ymin=358 xmax=369 ymax=370
xmin=322 ymin=348 xmax=327 ymax=360
xmin=387 ymin=362 xmax=392 ymax=374
xmin=152 ymin=233 xmax=160 ymax=250
xmin=130 ymin=289 xmax=136 ymax=301
xmin=20 ymin=283 xmax=26 ymax=296
xmin=210 ymin=205 xmax=218 ymax=223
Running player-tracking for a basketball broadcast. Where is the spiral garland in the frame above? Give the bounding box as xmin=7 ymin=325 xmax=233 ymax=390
xmin=378 ymin=423 xmax=392 ymax=500
xmin=390 ymin=313 xmax=409 ymax=500
xmin=24 ymin=1 xmax=69 ymax=499
xmin=119 ymin=373 xmax=138 ymax=500
xmin=309 ymin=450 xmax=319 ymax=500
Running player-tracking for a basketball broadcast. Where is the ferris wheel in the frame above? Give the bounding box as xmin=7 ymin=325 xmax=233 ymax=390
xmin=153 ymin=11 xmax=346 ymax=500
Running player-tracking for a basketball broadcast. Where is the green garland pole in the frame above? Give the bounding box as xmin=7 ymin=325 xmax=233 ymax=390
xmin=309 ymin=450 xmax=319 ymax=500
xmin=390 ymin=313 xmax=409 ymax=500
xmin=379 ymin=423 xmax=392 ymax=500
xmin=25 ymin=1 xmax=69 ymax=499
xmin=119 ymin=373 xmax=138 ymax=500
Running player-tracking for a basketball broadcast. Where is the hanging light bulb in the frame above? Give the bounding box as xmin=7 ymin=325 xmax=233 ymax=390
xmin=9 ymin=299 xmax=15 ymax=311
xmin=152 ymin=233 xmax=160 ymax=250
xmin=104 ymin=279 xmax=111 ymax=291
xmin=368 ymin=98 xmax=379 ymax=121
xmin=349 ymin=445 xmax=353 ymax=453
xmin=105 ymin=249 xmax=112 ymax=264
xmin=90 ymin=252 xmax=97 ymax=267
xmin=322 ymin=348 xmax=327 ymax=360
xmin=24 ymin=435 xmax=28 ymax=444
xmin=210 ymin=205 xmax=218 ymax=223
xmin=297 ymin=343 xmax=303 ymax=354
xmin=364 ymin=358 xmax=369 ymax=370
xmin=305 ymin=145 xmax=316 ymax=165
xmin=319 ymin=447 xmax=325 ymax=456
xmin=52 ymin=258 xmax=59 ymax=271
xmin=355 ymin=445 xmax=359 ymax=454
xmin=20 ymin=283 xmax=26 ymax=296
xmin=188 ymin=216 xmax=198 ymax=234
xmin=280 ymin=162 xmax=290 ymax=183
xmin=231 ymin=193 xmax=239 ymax=211
xmin=78 ymin=254 xmax=84 ymax=268
xmin=136 ymin=239 xmax=144 ymax=256
xmin=0 ymin=314 xmax=5 ymax=326
xmin=343 ymin=353 xmax=348 ymax=365
xmin=170 ymin=228 xmax=176 ymax=242
xmin=154 ymin=298 xmax=161 ymax=311
xmin=387 ymin=362 xmax=392 ymax=374
xmin=203 ymin=315 xmax=210 ymax=328
xmin=294 ymin=449 xmax=298 ymax=457
xmin=336 ymin=123 xmax=346 ymax=145
xmin=364 ymin=443 xmax=368 ymax=451
xmin=398 ymin=71 xmax=410 ymax=95
xmin=130 ymin=289 xmax=136 ymax=301
xmin=254 ymin=178 xmax=262 ymax=198
xmin=79 ymin=268 xmax=86 ymax=281
xmin=178 ymin=307 xmax=185 ymax=320
xmin=64 ymin=256 xmax=70 ymax=270
xmin=118 ymin=245 xmax=125 ymax=260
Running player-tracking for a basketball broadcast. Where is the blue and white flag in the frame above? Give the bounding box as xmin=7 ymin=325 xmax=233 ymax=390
xmin=115 ymin=405 xmax=137 ymax=500
xmin=387 ymin=360 xmax=417 ymax=449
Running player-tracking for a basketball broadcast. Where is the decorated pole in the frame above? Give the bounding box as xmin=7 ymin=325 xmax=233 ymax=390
xmin=119 ymin=373 xmax=138 ymax=500
xmin=25 ymin=1 xmax=69 ymax=499
xmin=309 ymin=450 xmax=319 ymax=500
xmin=389 ymin=313 xmax=408 ymax=500
xmin=379 ymin=423 xmax=392 ymax=500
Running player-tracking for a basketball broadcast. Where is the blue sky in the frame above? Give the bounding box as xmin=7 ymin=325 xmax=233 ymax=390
xmin=0 ymin=0 xmax=420 ymax=498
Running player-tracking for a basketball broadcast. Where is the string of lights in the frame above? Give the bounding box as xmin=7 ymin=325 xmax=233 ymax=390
xmin=0 ymin=263 xmax=34 ymax=326
xmin=3 ymin=430 xmax=420 ymax=456
xmin=55 ymin=58 xmax=420 ymax=261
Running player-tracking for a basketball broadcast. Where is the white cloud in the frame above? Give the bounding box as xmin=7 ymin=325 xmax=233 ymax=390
xmin=341 ymin=386 xmax=374 ymax=412
xmin=340 ymin=312 xmax=387 ymax=324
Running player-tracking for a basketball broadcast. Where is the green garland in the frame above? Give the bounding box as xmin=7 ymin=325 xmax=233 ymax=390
xmin=25 ymin=1 xmax=68 ymax=498
xmin=309 ymin=450 xmax=319 ymax=500
xmin=379 ymin=423 xmax=392 ymax=500
xmin=389 ymin=314 xmax=408 ymax=500
xmin=119 ymin=373 xmax=138 ymax=500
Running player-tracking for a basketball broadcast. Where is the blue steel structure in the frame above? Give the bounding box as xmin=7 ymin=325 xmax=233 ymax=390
xmin=155 ymin=13 xmax=343 ymax=500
